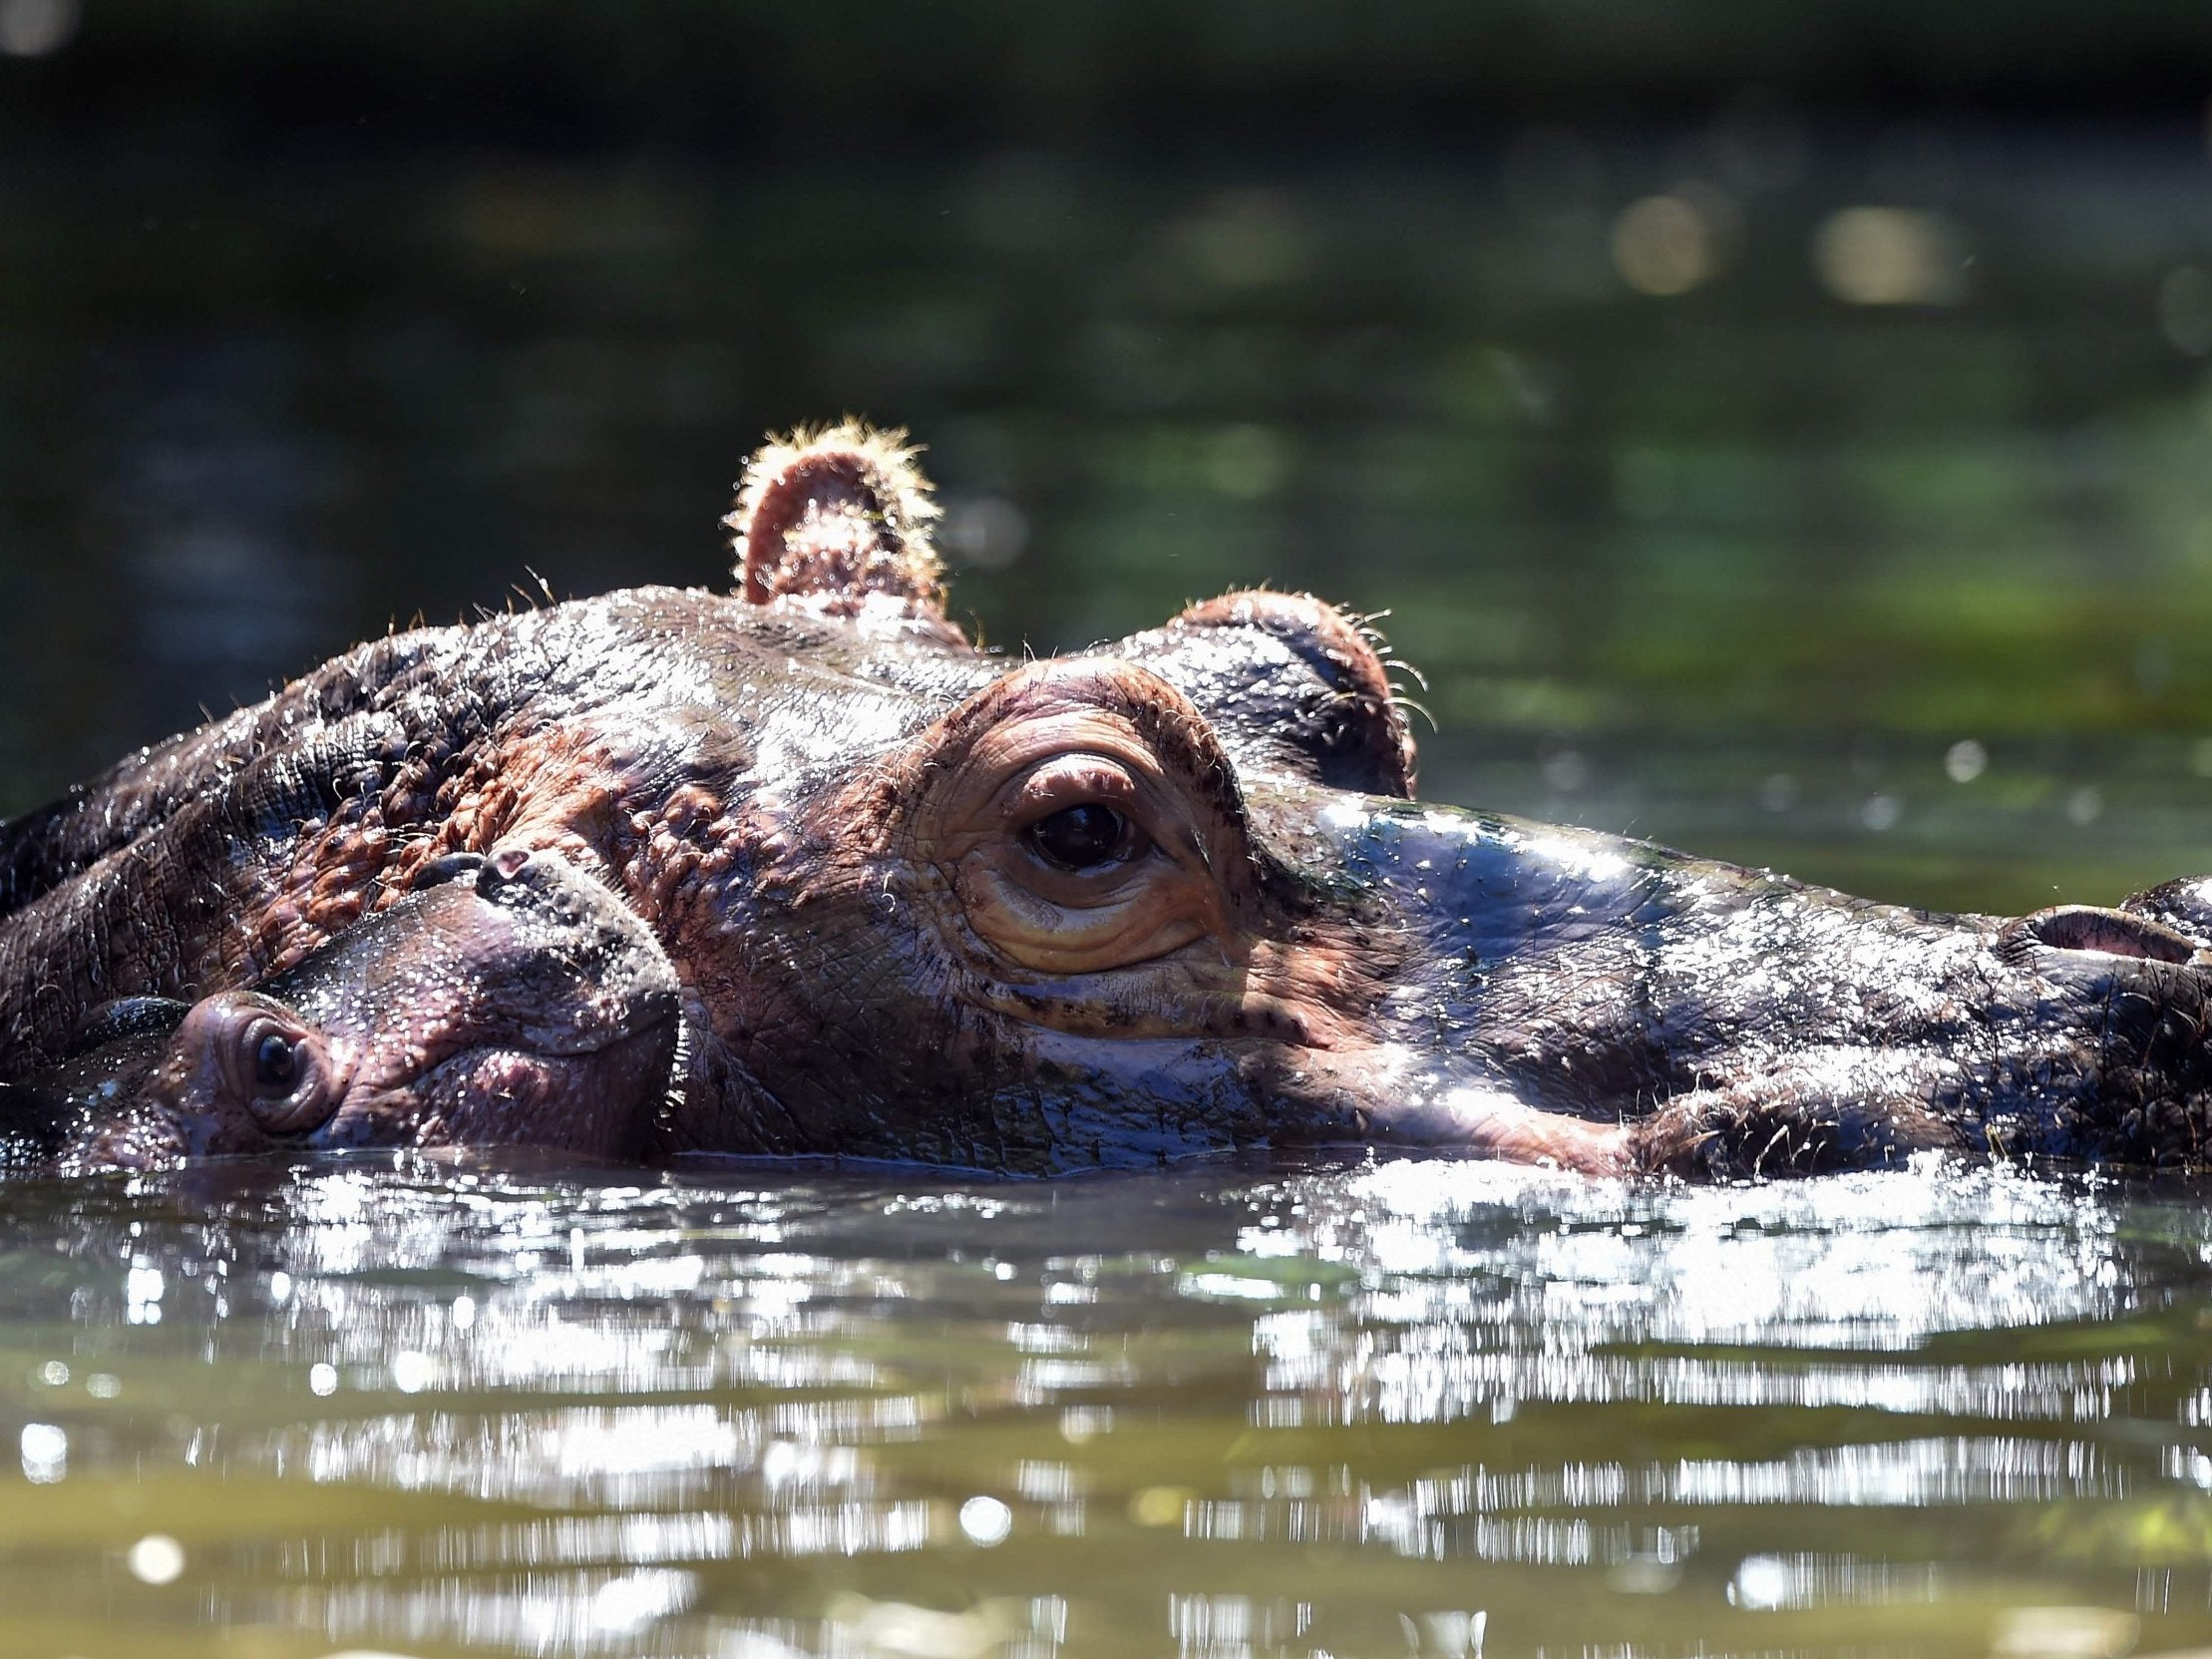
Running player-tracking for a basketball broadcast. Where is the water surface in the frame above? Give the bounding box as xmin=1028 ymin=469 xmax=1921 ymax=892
xmin=6 ymin=1155 xmax=2212 ymax=1656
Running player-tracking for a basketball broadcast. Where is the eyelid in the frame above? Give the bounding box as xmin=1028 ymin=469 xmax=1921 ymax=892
xmin=1002 ymin=756 xmax=1144 ymax=825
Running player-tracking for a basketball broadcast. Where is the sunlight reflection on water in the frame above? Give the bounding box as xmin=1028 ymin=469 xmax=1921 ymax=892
xmin=2 ymin=1154 xmax=2211 ymax=1655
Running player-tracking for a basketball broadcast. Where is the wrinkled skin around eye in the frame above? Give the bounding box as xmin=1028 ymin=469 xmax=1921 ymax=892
xmin=922 ymin=717 xmax=1236 ymax=979
xmin=197 ymin=995 xmax=338 ymax=1134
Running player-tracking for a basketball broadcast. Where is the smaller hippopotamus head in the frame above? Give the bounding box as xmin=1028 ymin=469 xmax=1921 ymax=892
xmin=0 ymin=849 xmax=681 ymax=1173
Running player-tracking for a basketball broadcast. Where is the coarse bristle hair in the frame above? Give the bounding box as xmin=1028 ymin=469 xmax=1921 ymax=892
xmin=723 ymin=420 xmax=943 ymax=609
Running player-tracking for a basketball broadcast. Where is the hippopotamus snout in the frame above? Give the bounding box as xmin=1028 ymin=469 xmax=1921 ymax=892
xmin=257 ymin=844 xmax=685 ymax=1156
xmin=1 ymin=848 xmax=683 ymax=1172
xmin=1223 ymin=794 xmax=2212 ymax=1176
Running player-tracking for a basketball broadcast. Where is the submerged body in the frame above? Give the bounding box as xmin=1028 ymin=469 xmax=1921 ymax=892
xmin=0 ymin=849 xmax=680 ymax=1171
xmin=1 ymin=424 xmax=2208 ymax=1175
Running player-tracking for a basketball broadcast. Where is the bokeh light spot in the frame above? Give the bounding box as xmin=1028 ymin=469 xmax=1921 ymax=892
xmin=1612 ymin=195 xmax=1717 ymax=296
xmin=126 ymin=1534 xmax=184 ymax=1585
xmin=19 ymin=1422 xmax=64 ymax=1482
xmin=1812 ymin=207 xmax=1967 ymax=305
xmin=1944 ymin=740 xmax=1988 ymax=783
xmin=958 ymin=1493 xmax=1013 ymax=1545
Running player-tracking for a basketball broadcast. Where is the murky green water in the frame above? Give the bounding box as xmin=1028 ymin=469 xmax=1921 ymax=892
xmin=8 ymin=1156 xmax=2212 ymax=1657
xmin=7 ymin=40 xmax=2212 ymax=1653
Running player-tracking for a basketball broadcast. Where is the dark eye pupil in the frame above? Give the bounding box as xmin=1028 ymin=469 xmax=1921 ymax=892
xmin=1029 ymin=803 xmax=1128 ymax=870
xmin=254 ymin=1032 xmax=297 ymax=1090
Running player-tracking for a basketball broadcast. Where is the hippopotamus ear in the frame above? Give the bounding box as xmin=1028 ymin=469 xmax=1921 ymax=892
xmin=724 ymin=423 xmax=948 ymax=618
xmin=1117 ymin=591 xmax=1420 ymax=798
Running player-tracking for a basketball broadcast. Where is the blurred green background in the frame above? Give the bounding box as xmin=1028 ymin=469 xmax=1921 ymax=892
xmin=2 ymin=2 xmax=2211 ymax=912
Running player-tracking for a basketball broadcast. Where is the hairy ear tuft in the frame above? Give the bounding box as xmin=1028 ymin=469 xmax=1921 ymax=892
xmin=724 ymin=421 xmax=945 ymax=615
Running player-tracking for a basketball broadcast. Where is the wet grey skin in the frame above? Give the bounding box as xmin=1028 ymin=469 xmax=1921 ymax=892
xmin=1 ymin=422 xmax=2210 ymax=1177
xmin=1241 ymin=784 xmax=2212 ymax=1174
xmin=0 ymin=850 xmax=682 ymax=1173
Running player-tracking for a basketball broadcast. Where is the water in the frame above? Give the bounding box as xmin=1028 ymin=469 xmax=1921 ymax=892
xmin=4 ymin=1155 xmax=2212 ymax=1656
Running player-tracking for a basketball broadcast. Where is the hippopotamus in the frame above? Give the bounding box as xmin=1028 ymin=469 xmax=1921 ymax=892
xmin=0 ymin=848 xmax=680 ymax=1171
xmin=2 ymin=421 xmax=2210 ymax=1176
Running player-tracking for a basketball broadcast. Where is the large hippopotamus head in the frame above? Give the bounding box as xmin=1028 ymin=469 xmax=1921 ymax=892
xmin=634 ymin=427 xmax=2212 ymax=1175
xmin=5 ymin=424 xmax=2210 ymax=1177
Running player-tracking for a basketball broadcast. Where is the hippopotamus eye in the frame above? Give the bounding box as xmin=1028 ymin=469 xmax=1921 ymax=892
xmin=1026 ymin=803 xmax=1140 ymax=871
xmin=894 ymin=660 xmax=1247 ymax=976
xmin=252 ymin=1029 xmax=299 ymax=1091
xmin=193 ymin=997 xmax=337 ymax=1135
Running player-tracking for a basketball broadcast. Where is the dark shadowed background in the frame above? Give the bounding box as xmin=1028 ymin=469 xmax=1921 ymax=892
xmin=3 ymin=2 xmax=2211 ymax=912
